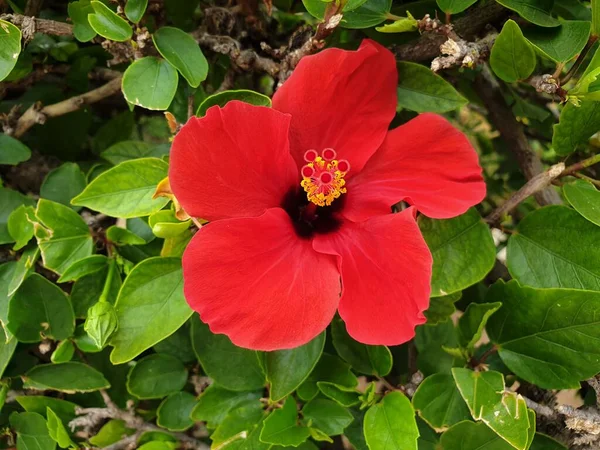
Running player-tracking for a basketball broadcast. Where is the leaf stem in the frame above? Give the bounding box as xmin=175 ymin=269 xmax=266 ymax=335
xmin=561 ymin=35 xmax=599 ymax=85
xmin=99 ymin=259 xmax=117 ymax=303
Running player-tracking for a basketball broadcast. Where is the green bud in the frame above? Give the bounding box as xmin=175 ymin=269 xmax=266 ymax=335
xmin=84 ymin=302 xmax=119 ymax=349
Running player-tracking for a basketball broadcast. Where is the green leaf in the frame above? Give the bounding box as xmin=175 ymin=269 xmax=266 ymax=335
xmin=57 ymin=255 xmax=108 ymax=283
xmin=89 ymin=420 xmax=134 ymax=447
xmin=342 ymin=0 xmax=392 ymax=28
xmin=0 ymin=332 xmax=16 ymax=377
xmin=440 ymin=421 xmax=514 ymax=449
xmin=424 ymin=293 xmax=461 ymax=325
xmin=72 ymin=158 xmax=169 ymax=218
xmin=457 ymin=302 xmax=502 ymax=351
xmin=107 ymin=225 xmax=147 ymax=245
xmin=101 ymin=141 xmax=168 ymax=165
xmin=149 ymin=209 xmax=191 ymax=238
xmin=0 ymin=187 xmax=35 ymax=245
xmin=110 ymin=257 xmax=192 ymax=363
xmin=0 ymin=262 xmax=16 ymax=328
xmin=507 ymin=205 xmax=600 ymax=289
xmin=594 ymin=0 xmax=600 ymax=36
xmin=0 ymin=20 xmax=21 ymax=82
xmin=196 ymin=90 xmax=272 ymax=116
xmin=191 ymin=317 xmax=265 ymax=391
xmin=490 ymin=20 xmax=536 ymax=82
xmin=190 ymin=385 xmax=262 ymax=429
xmin=412 ymin=373 xmax=470 ymax=430
xmin=317 ymin=382 xmax=360 ymax=407
xmin=420 ymin=209 xmax=496 ymax=297
xmin=153 ymin=320 xmax=195 ymax=363
xmin=153 ymin=27 xmax=208 ymax=88
xmin=23 ymin=362 xmax=110 ymax=393
xmin=495 ymin=0 xmax=560 ymax=27
xmin=553 ymin=101 xmax=600 ymax=155
xmin=375 ymin=12 xmax=417 ymax=33
xmin=212 ymin=402 xmax=266 ymax=449
xmin=332 ymin=316 xmax=392 ymax=376
xmin=68 ymin=0 xmax=97 ymax=41
xmin=35 ymin=199 xmax=94 ymax=275
xmin=524 ymin=20 xmax=591 ymax=62
xmin=436 ymin=0 xmax=478 ymax=14
xmin=84 ymin=301 xmax=119 ymax=348
xmin=530 ymin=433 xmax=568 ymax=450
xmin=71 ymin=264 xmax=121 ymax=318
xmin=414 ymin=320 xmax=461 ymax=376
xmin=397 ymin=62 xmax=468 ymax=113
xmin=302 ymin=399 xmax=353 ymax=435
xmin=8 ymin=205 xmax=35 ymax=250
xmin=10 ymin=412 xmax=56 ymax=450
xmin=50 ymin=340 xmax=75 ymax=364
xmin=564 ymin=180 xmax=600 ymax=227
xmin=297 ymin=353 xmax=357 ymax=401
xmin=266 ymin=332 xmax=325 ymax=401
xmin=122 ymin=57 xmax=179 ymax=110
xmin=452 ymin=368 xmax=532 ymax=450
xmin=260 ymin=397 xmax=310 ymax=446
xmin=0 ymin=134 xmax=31 ymax=165
xmin=46 ymin=408 xmax=76 ymax=449
xmin=88 ymin=1 xmax=132 ymax=42
xmin=364 ymin=392 xmax=419 ymax=450
xmin=16 ymin=396 xmax=77 ymax=424
xmin=156 ymin=392 xmax=196 ymax=431
xmin=127 ymin=353 xmax=187 ymax=399
xmin=125 ymin=0 xmax=148 ymax=22
xmin=486 ymin=280 xmax=600 ymax=388
xmin=7 ymin=274 xmax=75 ymax=343
xmin=40 ymin=163 xmax=87 ymax=210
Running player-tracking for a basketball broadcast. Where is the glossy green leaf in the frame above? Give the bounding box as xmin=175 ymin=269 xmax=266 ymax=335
xmin=452 ymin=368 xmax=532 ymax=450
xmin=101 ymin=141 xmax=168 ymax=165
xmin=331 ymin=316 xmax=392 ymax=376
xmin=0 ymin=187 xmax=35 ymax=245
xmin=0 ymin=331 xmax=16 ymax=377
xmin=412 ymin=373 xmax=470 ymax=430
xmin=153 ymin=27 xmax=208 ymax=88
xmin=594 ymin=0 xmax=600 ymax=36
xmin=507 ymin=206 xmax=600 ymax=289
xmin=342 ymin=0 xmax=392 ymax=28
xmin=0 ymin=134 xmax=31 ymax=165
xmin=457 ymin=302 xmax=502 ymax=351
xmin=0 ymin=20 xmax=21 ymax=82
xmin=414 ymin=320 xmax=461 ymax=376
xmin=190 ymin=385 xmax=262 ymax=429
xmin=89 ymin=420 xmax=134 ymax=447
xmin=40 ymin=163 xmax=87 ymax=210
xmin=7 ymin=205 xmax=35 ymax=250
xmin=524 ymin=20 xmax=591 ymax=62
xmin=50 ymin=340 xmax=75 ymax=364
xmin=436 ymin=0 xmax=478 ymax=13
xmin=122 ymin=57 xmax=178 ymax=110
xmin=16 ymin=396 xmax=77 ymax=423
xmin=68 ymin=0 xmax=96 ymax=41
xmin=364 ymin=392 xmax=418 ymax=450
xmin=7 ymin=274 xmax=75 ymax=343
xmin=317 ymin=383 xmax=359 ymax=407
xmin=397 ymin=62 xmax=468 ymax=113
xmin=57 ymin=255 xmax=108 ymax=283
xmin=530 ymin=433 xmax=568 ymax=450
xmin=46 ymin=408 xmax=76 ymax=449
xmin=196 ymin=90 xmax=272 ymax=116
xmin=107 ymin=225 xmax=147 ymax=245
xmin=191 ymin=318 xmax=265 ymax=391
xmin=375 ymin=12 xmax=417 ymax=33
xmin=72 ymin=158 xmax=169 ymax=218
xmin=125 ymin=0 xmax=148 ymax=22
xmin=88 ymin=1 xmax=132 ymax=42
xmin=490 ymin=20 xmax=536 ymax=82
xmin=420 ymin=209 xmax=496 ymax=297
xmin=24 ymin=362 xmax=110 ymax=392
xmin=424 ymin=292 xmax=461 ymax=325
xmin=127 ymin=354 xmax=187 ymax=399
xmin=297 ymin=353 xmax=357 ymax=401
xmin=495 ymin=0 xmax=560 ymax=27
xmin=302 ymin=399 xmax=353 ymax=435
xmin=260 ymin=397 xmax=310 ymax=446
xmin=564 ymin=180 xmax=600 ymax=227
xmin=553 ymin=101 xmax=600 ymax=155
xmin=266 ymin=332 xmax=325 ymax=401
xmin=10 ymin=412 xmax=56 ymax=450
xmin=212 ymin=402 xmax=266 ymax=449
xmin=110 ymin=257 xmax=192 ymax=363
xmin=486 ymin=280 xmax=600 ymax=388
xmin=440 ymin=421 xmax=514 ymax=449
xmin=35 ymin=199 xmax=94 ymax=275
xmin=156 ymin=392 xmax=196 ymax=431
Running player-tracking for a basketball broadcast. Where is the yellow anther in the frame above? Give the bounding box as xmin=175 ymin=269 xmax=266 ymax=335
xmin=301 ymin=156 xmax=348 ymax=207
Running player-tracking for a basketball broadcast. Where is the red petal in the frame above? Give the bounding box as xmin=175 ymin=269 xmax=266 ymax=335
xmin=343 ymin=114 xmax=486 ymax=221
xmin=272 ymin=40 xmax=397 ymax=175
xmin=313 ymin=208 xmax=432 ymax=345
xmin=182 ymin=208 xmax=340 ymax=351
xmin=169 ymin=101 xmax=298 ymax=221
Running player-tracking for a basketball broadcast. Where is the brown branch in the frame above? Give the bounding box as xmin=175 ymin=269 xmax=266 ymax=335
xmin=1 ymin=13 xmax=73 ymax=37
xmin=474 ymin=66 xmax=563 ymax=207
xmin=9 ymin=76 xmax=123 ymax=138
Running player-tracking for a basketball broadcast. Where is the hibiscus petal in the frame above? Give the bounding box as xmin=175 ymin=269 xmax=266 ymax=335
xmin=343 ymin=114 xmax=486 ymax=222
xmin=182 ymin=208 xmax=341 ymax=351
xmin=272 ymin=39 xmax=397 ymax=175
xmin=313 ymin=208 xmax=432 ymax=345
xmin=169 ymin=101 xmax=298 ymax=221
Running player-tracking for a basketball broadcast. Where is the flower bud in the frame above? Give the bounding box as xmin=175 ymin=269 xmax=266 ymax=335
xmin=84 ymin=302 xmax=118 ymax=349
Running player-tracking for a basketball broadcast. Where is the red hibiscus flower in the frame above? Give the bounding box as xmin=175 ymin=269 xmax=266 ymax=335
xmin=169 ymin=40 xmax=486 ymax=351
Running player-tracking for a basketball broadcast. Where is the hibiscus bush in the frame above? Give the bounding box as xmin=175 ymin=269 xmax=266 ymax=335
xmin=4 ymin=0 xmax=600 ymax=449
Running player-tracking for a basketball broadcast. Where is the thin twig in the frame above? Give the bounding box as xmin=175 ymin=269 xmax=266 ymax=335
xmin=0 ymin=14 xmax=73 ymax=37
